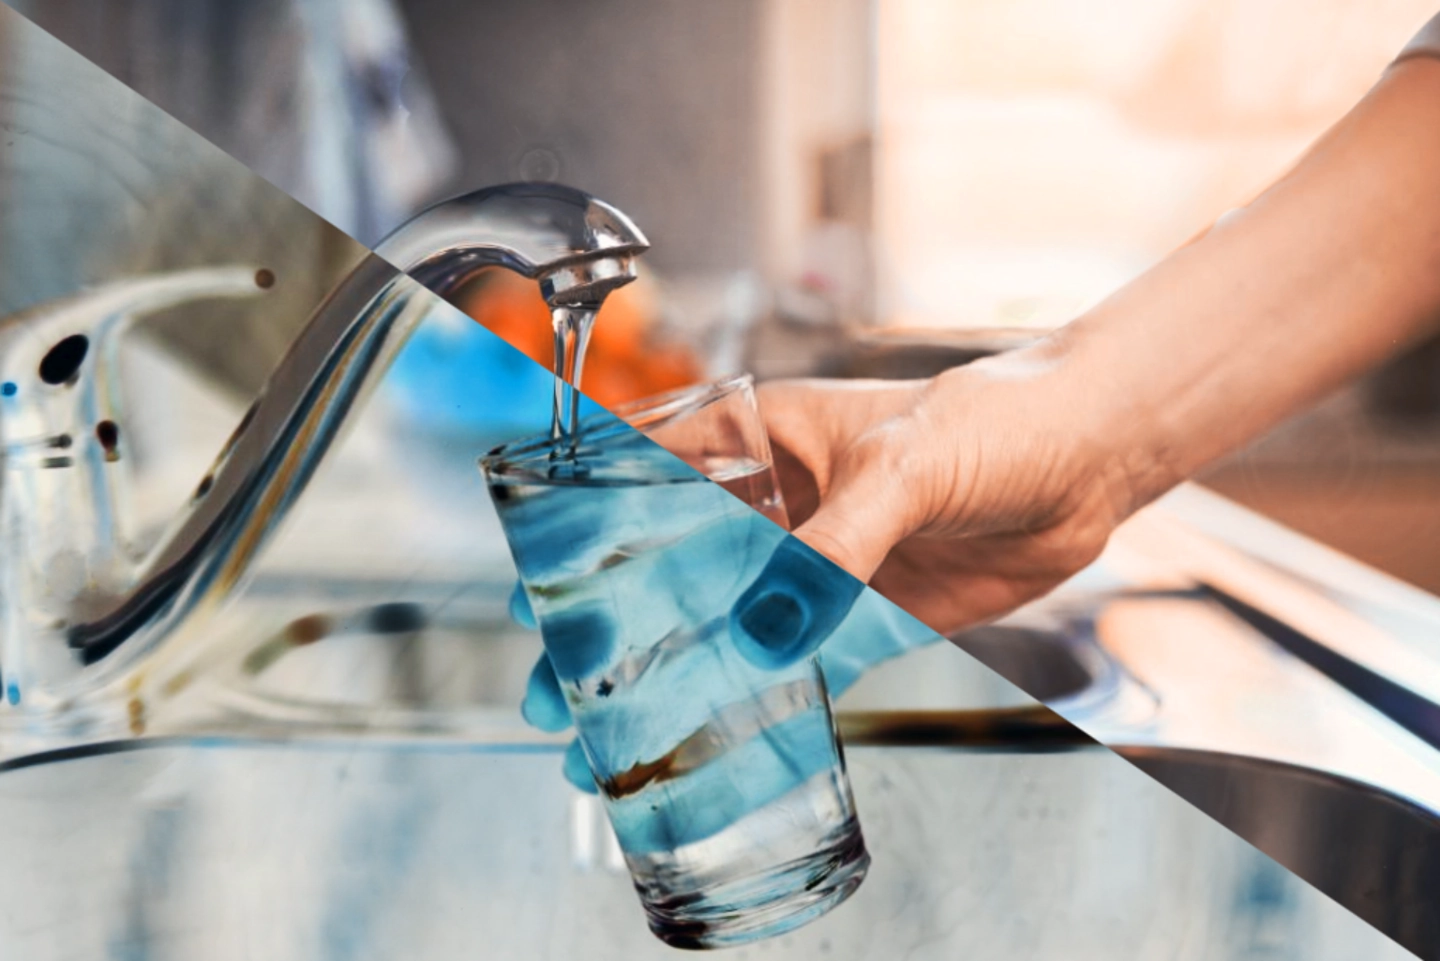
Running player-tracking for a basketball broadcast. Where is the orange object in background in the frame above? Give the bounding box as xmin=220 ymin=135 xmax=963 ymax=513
xmin=455 ymin=267 xmax=704 ymax=408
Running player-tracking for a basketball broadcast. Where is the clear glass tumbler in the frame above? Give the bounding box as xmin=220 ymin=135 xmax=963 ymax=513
xmin=481 ymin=374 xmax=868 ymax=949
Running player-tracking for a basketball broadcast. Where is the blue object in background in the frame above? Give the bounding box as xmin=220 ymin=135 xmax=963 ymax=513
xmin=382 ymin=303 xmax=603 ymax=444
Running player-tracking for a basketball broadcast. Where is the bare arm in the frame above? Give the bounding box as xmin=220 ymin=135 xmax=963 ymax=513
xmin=737 ymin=35 xmax=1440 ymax=650
xmin=1056 ymin=54 xmax=1440 ymax=511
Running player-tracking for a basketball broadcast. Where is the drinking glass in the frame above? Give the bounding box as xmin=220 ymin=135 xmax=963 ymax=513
xmin=481 ymin=374 xmax=868 ymax=949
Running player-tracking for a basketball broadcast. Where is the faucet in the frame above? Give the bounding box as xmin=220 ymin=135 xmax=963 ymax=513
xmin=0 ymin=183 xmax=648 ymax=730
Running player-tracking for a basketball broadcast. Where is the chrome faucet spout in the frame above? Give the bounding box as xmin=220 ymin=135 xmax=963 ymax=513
xmin=380 ymin=182 xmax=649 ymax=307
xmin=1 ymin=183 xmax=648 ymax=715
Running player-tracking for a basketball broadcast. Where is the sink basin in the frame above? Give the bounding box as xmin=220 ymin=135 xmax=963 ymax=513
xmin=146 ymin=588 xmax=1440 ymax=958
xmin=945 ymin=609 xmax=1440 ymax=957
xmin=1122 ymin=746 xmax=1440 ymax=960
xmin=949 ymin=624 xmax=1097 ymax=702
xmin=4 ymin=544 xmax=1432 ymax=957
xmin=193 ymin=582 xmax=1057 ymax=736
xmin=0 ymin=739 xmax=1417 ymax=960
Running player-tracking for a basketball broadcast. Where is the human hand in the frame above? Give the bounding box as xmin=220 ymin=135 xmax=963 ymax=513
xmin=506 ymin=346 xmax=1144 ymax=791
xmin=727 ymin=347 xmax=1153 ymax=663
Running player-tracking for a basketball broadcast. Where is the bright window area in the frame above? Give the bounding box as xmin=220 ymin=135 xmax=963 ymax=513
xmin=873 ymin=0 xmax=1439 ymax=331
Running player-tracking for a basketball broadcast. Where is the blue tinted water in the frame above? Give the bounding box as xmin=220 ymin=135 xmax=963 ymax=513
xmin=486 ymin=419 xmax=858 ymax=857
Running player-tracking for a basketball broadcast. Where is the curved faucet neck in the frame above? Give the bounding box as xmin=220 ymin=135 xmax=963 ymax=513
xmin=5 ymin=183 xmax=649 ymax=714
xmin=378 ymin=182 xmax=649 ymax=307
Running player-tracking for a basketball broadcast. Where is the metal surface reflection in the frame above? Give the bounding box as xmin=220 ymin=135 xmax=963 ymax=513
xmin=946 ymin=486 xmax=1440 ymax=959
xmin=1125 ymin=746 xmax=1440 ymax=956
xmin=0 ymin=740 xmax=1416 ymax=961
xmin=0 ymin=182 xmax=648 ymax=740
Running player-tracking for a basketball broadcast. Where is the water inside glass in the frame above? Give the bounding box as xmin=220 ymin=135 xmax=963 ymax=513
xmin=482 ymin=383 xmax=867 ymax=948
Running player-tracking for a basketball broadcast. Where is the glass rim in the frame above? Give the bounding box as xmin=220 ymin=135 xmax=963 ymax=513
xmin=480 ymin=373 xmax=757 ymax=476
xmin=607 ymin=372 xmax=755 ymax=431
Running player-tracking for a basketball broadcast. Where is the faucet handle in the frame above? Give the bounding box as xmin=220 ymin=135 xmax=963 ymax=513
xmin=0 ymin=268 xmax=268 ymax=706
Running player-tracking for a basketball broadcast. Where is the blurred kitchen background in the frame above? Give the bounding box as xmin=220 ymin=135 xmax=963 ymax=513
xmin=6 ymin=0 xmax=1440 ymax=593
xmin=6 ymin=11 xmax=1440 ymax=957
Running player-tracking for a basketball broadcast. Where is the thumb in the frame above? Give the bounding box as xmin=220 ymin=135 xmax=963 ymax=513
xmin=792 ymin=450 xmax=915 ymax=586
xmin=729 ymin=454 xmax=913 ymax=670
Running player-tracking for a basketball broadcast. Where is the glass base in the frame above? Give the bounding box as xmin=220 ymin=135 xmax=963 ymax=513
xmin=636 ymin=819 xmax=870 ymax=950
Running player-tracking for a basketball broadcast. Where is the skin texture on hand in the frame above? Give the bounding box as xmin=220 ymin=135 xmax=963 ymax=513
xmin=514 ymin=360 xmax=1134 ymax=794
xmin=732 ymin=56 xmax=1440 ymax=651
xmin=734 ymin=363 xmax=1131 ymax=643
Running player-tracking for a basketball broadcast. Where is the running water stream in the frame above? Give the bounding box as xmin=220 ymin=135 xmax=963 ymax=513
xmin=549 ymin=304 xmax=599 ymax=454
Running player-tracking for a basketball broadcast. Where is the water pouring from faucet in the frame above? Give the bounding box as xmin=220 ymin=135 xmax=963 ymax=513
xmin=382 ymin=182 xmax=648 ymax=447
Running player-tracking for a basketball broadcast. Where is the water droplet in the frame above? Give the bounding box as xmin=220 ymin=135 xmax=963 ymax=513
xmin=366 ymin=602 xmax=426 ymax=634
xmin=95 ymin=420 xmax=120 ymax=451
xmin=286 ymin=614 xmax=332 ymax=646
xmin=38 ymin=334 xmax=89 ymax=385
xmin=235 ymin=401 xmax=258 ymax=436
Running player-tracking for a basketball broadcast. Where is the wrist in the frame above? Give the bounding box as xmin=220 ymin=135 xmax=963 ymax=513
xmin=985 ymin=326 xmax=1184 ymax=520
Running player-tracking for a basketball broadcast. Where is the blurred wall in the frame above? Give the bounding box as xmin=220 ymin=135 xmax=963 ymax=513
xmin=874 ymin=0 xmax=1440 ymax=331
xmin=397 ymin=0 xmax=766 ymax=279
xmin=0 ymin=1 xmax=366 ymax=397
xmin=758 ymin=0 xmax=875 ymax=283
xmin=6 ymin=0 xmax=459 ymax=248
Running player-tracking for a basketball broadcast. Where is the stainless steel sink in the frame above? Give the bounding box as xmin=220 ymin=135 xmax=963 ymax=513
xmin=1 ymin=571 xmax=1426 ymax=958
xmin=133 ymin=574 xmax=1440 ymax=959
xmin=949 ymin=592 xmax=1440 ymax=959
xmin=1122 ymin=746 xmax=1440 ymax=960
xmin=949 ymin=624 xmax=1097 ymax=702
xmin=0 ymin=738 xmax=1416 ymax=961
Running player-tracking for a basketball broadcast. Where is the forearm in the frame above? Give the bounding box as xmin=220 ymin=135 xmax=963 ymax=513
xmin=1041 ymin=56 xmax=1440 ymax=511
